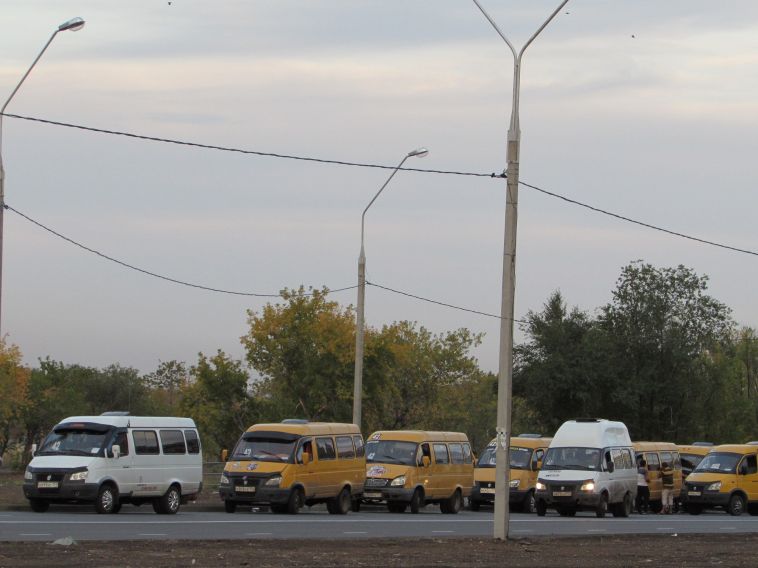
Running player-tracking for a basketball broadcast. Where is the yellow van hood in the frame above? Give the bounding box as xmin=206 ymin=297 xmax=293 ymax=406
xmin=686 ymin=472 xmax=734 ymax=484
xmin=474 ymin=467 xmax=495 ymax=483
xmin=366 ymin=463 xmax=409 ymax=479
xmin=224 ymin=461 xmax=286 ymax=475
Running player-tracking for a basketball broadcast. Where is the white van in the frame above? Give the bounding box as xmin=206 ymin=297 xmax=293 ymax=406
xmin=534 ymin=418 xmax=636 ymax=517
xmin=23 ymin=413 xmax=202 ymax=514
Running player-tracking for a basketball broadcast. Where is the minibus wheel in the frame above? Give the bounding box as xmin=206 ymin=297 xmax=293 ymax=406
xmin=595 ymin=493 xmax=608 ymax=518
xmin=95 ymin=484 xmax=118 ymax=514
xmin=286 ymin=488 xmax=304 ymax=514
xmin=523 ymin=491 xmax=536 ymax=514
xmin=410 ymin=489 xmax=424 ymax=514
xmin=29 ymin=499 xmax=49 ymax=513
xmin=327 ymin=487 xmax=351 ymax=515
xmin=727 ymin=494 xmax=745 ymax=516
xmin=536 ymin=500 xmax=547 ymax=517
xmin=155 ymin=485 xmax=181 ymax=514
xmin=351 ymin=498 xmax=361 ymax=512
xmin=468 ymin=499 xmax=480 ymax=512
xmin=440 ymin=490 xmax=462 ymax=514
xmin=224 ymin=500 xmax=237 ymax=513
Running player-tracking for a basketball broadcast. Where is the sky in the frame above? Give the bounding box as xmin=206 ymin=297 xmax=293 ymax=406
xmin=1 ymin=0 xmax=757 ymax=375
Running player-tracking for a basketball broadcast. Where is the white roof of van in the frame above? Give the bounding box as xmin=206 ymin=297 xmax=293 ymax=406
xmin=57 ymin=416 xmax=196 ymax=429
xmin=550 ymin=419 xmax=632 ymax=448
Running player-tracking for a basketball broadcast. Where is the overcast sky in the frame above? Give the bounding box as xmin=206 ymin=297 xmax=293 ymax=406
xmin=1 ymin=0 xmax=757 ymax=375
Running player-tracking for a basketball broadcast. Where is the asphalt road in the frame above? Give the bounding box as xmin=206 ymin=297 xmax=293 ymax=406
xmin=2 ymin=506 xmax=758 ymax=541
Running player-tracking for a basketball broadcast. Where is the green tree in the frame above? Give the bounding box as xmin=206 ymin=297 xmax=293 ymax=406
xmin=144 ymin=359 xmax=188 ymax=413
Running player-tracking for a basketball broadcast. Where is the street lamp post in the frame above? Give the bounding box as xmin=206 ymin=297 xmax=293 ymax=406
xmin=0 ymin=16 xmax=85 ymax=335
xmin=352 ymin=147 xmax=428 ymax=428
xmin=472 ymin=0 xmax=568 ymax=541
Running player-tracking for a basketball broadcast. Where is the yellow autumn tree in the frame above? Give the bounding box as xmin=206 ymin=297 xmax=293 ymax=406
xmin=0 ymin=338 xmax=30 ymax=458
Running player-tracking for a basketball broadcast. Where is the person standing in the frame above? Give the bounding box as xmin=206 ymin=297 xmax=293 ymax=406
xmin=636 ymin=458 xmax=650 ymax=514
xmin=661 ymin=462 xmax=675 ymax=514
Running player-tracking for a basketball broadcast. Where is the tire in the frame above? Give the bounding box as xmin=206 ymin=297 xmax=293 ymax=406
xmin=224 ymin=500 xmax=237 ymax=513
xmin=649 ymin=501 xmax=663 ymax=514
xmin=595 ymin=493 xmax=608 ymax=518
xmin=286 ymin=488 xmax=304 ymax=515
xmin=351 ymin=498 xmax=361 ymax=512
xmin=270 ymin=504 xmax=288 ymax=514
xmin=686 ymin=504 xmax=703 ymax=515
xmin=410 ymin=489 xmax=423 ymax=514
xmin=522 ymin=491 xmax=536 ymax=514
xmin=613 ymin=493 xmax=632 ymax=518
xmin=328 ymin=487 xmax=351 ymax=515
xmin=748 ymin=505 xmax=758 ymax=517
xmin=95 ymin=484 xmax=118 ymax=514
xmin=112 ymin=502 xmax=122 ymax=514
xmin=536 ymin=500 xmax=547 ymax=517
xmin=29 ymin=499 xmax=49 ymax=513
xmin=469 ymin=498 xmax=481 ymax=512
xmin=727 ymin=494 xmax=746 ymax=517
xmin=155 ymin=485 xmax=181 ymax=515
xmin=441 ymin=490 xmax=462 ymax=515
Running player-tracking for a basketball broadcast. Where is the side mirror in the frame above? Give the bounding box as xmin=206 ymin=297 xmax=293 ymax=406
xmin=31 ymin=443 xmax=37 ymax=457
xmin=111 ymin=444 xmax=121 ymax=459
xmin=607 ymin=461 xmax=615 ymax=473
xmin=739 ymin=463 xmax=748 ymax=475
xmin=302 ymin=452 xmax=311 ymax=466
xmin=422 ymin=456 xmax=431 ymax=468
xmin=221 ymin=449 xmax=228 ymax=462
xmin=535 ymin=459 xmax=543 ymax=471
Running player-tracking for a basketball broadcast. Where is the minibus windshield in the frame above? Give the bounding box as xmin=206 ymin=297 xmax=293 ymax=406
xmin=476 ymin=446 xmax=533 ymax=470
xmin=232 ymin=436 xmax=296 ymax=463
xmin=366 ymin=441 xmax=418 ymax=466
xmin=542 ymin=447 xmax=601 ymax=471
xmin=680 ymin=453 xmax=706 ymax=475
xmin=38 ymin=426 xmax=111 ymax=457
xmin=693 ymin=452 xmax=741 ymax=474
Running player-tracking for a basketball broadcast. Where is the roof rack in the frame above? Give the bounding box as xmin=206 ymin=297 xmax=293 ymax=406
xmin=517 ymin=433 xmax=543 ymax=438
xmin=281 ymin=419 xmax=309 ymax=424
xmin=574 ymin=418 xmax=601 ymax=423
xmin=100 ymin=411 xmax=130 ymax=416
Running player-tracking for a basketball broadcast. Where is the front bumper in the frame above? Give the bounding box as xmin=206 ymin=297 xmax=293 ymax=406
xmin=535 ymin=482 xmax=602 ymax=510
xmin=23 ymin=480 xmax=99 ymax=503
xmin=361 ymin=486 xmax=415 ymax=502
xmin=219 ymin=484 xmax=291 ymax=505
xmin=470 ymin=485 xmax=526 ymax=505
xmin=682 ymin=489 xmax=731 ymax=508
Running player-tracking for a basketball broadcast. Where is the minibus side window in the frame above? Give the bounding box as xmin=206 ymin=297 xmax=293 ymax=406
xmin=622 ymin=449 xmax=633 ymax=470
xmin=645 ymin=453 xmax=660 ymax=471
xmin=449 ymin=443 xmax=464 ymax=464
xmin=184 ymin=430 xmax=200 ymax=454
xmin=316 ymin=437 xmax=336 ymax=460
xmin=113 ymin=431 xmax=129 ymax=456
xmin=352 ymin=436 xmax=365 ymax=458
xmin=672 ymin=452 xmax=682 ymax=470
xmin=742 ymin=455 xmax=757 ymax=475
xmin=462 ymin=443 xmax=473 ymax=464
xmin=611 ymin=449 xmax=625 ymax=470
xmin=133 ymin=430 xmax=159 ymax=455
xmin=336 ymin=436 xmax=355 ymax=459
xmin=160 ymin=430 xmax=187 ymax=454
xmin=660 ymin=451 xmax=673 ymax=469
xmin=433 ymin=443 xmax=450 ymax=465
xmin=296 ymin=438 xmax=313 ymax=464
xmin=419 ymin=443 xmax=432 ymax=466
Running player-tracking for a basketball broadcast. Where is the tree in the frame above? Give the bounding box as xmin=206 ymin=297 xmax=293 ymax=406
xmin=0 ymin=339 xmax=30 ymax=457
xmin=144 ymin=360 xmax=189 ymax=413
xmin=600 ymin=262 xmax=734 ymax=440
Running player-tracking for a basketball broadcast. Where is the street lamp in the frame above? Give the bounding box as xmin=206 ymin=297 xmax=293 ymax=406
xmin=0 ymin=16 xmax=85 ymax=334
xmin=472 ymin=0 xmax=568 ymax=541
xmin=352 ymin=147 xmax=429 ymax=428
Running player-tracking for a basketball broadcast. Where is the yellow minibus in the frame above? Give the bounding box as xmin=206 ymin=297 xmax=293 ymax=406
xmin=219 ymin=420 xmax=365 ymax=514
xmin=633 ymin=442 xmax=683 ymax=512
xmin=362 ymin=431 xmax=473 ymax=514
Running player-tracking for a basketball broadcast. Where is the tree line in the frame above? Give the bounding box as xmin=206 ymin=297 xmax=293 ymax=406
xmin=1 ymin=261 xmax=756 ymax=469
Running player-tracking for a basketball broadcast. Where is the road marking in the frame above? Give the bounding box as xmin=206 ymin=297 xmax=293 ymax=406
xmin=343 ymin=531 xmax=367 ymax=535
xmin=587 ymin=529 xmax=607 ymax=533
xmin=19 ymin=533 xmax=51 ymax=536
xmin=0 ymin=518 xmax=493 ymax=525
xmin=719 ymin=527 xmax=736 ymax=531
xmin=246 ymin=532 xmax=273 ymax=536
xmin=138 ymin=533 xmax=167 ymax=536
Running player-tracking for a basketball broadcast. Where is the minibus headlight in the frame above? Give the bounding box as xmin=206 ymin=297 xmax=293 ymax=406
xmin=509 ymin=479 xmax=520 ymax=489
xmin=265 ymin=476 xmax=282 ymax=487
xmin=706 ymin=481 xmax=721 ymax=491
xmin=535 ymin=481 xmax=546 ymax=491
xmin=390 ymin=475 xmax=406 ymax=487
xmin=69 ymin=470 xmax=88 ymax=481
xmin=580 ymin=481 xmax=595 ymax=492
xmin=24 ymin=468 xmax=33 ymax=480
xmin=219 ymin=474 xmax=230 ymax=485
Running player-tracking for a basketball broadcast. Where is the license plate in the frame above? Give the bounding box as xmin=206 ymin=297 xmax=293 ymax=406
xmin=236 ymin=486 xmax=256 ymax=493
xmin=37 ymin=481 xmax=58 ymax=489
xmin=364 ymin=491 xmax=383 ymax=499
xmin=553 ymin=491 xmax=571 ymax=497
xmin=688 ymin=491 xmax=701 ymax=497
xmin=480 ymin=488 xmax=495 ymax=494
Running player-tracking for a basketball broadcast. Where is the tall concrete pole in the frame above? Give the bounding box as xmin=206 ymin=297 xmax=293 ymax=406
xmin=472 ymin=0 xmax=568 ymax=541
xmin=0 ymin=17 xmax=85 ymax=335
xmin=352 ymin=148 xmax=428 ymax=428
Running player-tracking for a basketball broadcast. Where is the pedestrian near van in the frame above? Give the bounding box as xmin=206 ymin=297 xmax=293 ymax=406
xmin=661 ymin=462 xmax=675 ymax=514
xmin=636 ymin=458 xmax=649 ymax=514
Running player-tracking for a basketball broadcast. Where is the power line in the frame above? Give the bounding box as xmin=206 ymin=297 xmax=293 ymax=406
xmin=0 ymin=112 xmax=500 ymax=179
xmin=5 ymin=112 xmax=756 ymax=258
xmin=519 ymin=180 xmax=758 ymax=257
xmin=4 ymin=203 xmax=357 ymax=298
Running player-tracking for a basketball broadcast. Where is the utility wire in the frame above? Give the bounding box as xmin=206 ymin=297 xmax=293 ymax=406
xmin=519 ymin=180 xmax=758 ymax=257
xmin=0 ymin=113 xmax=499 ymax=179
xmin=4 ymin=112 xmax=756 ymax=257
xmin=4 ymin=203 xmax=357 ymax=298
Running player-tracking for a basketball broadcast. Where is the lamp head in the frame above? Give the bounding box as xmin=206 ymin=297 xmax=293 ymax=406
xmin=407 ymin=147 xmax=429 ymax=158
xmin=58 ymin=17 xmax=85 ymax=32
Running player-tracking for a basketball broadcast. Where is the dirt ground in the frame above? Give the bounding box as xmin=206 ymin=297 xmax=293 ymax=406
xmin=1 ymin=534 xmax=756 ymax=567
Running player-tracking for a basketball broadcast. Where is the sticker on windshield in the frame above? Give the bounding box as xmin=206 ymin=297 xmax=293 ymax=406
xmin=710 ymin=463 xmax=720 ymax=469
xmin=244 ymin=448 xmax=251 ymax=456
xmin=371 ymin=433 xmax=381 ymax=441
xmin=90 ymin=448 xmax=98 ymax=454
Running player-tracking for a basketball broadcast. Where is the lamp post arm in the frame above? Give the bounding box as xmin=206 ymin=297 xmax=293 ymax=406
xmin=0 ymin=29 xmax=59 ymax=161
xmin=359 ymin=154 xmax=410 ymax=255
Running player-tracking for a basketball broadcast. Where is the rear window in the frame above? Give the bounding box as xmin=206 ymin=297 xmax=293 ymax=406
xmin=336 ymin=436 xmax=355 ymax=459
xmin=133 ymin=430 xmax=159 ymax=455
xmin=184 ymin=430 xmax=200 ymax=454
xmin=160 ymin=430 xmax=186 ymax=454
xmin=316 ymin=437 xmax=336 ymax=460
xmin=433 ymin=444 xmax=449 ymax=465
